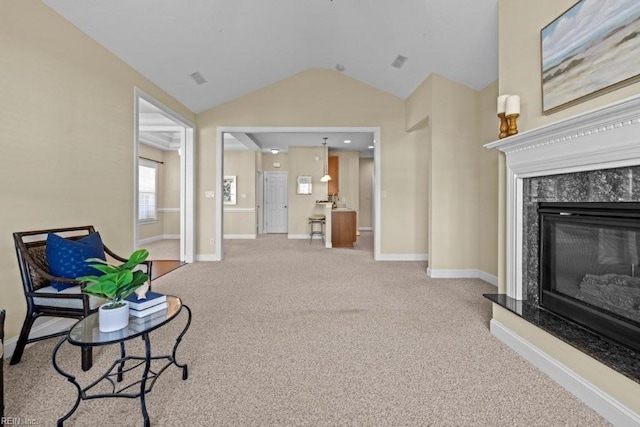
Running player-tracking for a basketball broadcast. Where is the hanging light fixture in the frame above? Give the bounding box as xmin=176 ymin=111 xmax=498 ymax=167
xmin=320 ymin=137 xmax=332 ymax=182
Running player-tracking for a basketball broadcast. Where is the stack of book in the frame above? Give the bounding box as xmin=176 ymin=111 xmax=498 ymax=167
xmin=126 ymin=291 xmax=167 ymax=318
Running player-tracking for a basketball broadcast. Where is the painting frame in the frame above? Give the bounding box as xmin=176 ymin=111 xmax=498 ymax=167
xmin=541 ymin=0 xmax=640 ymax=115
xmin=223 ymin=175 xmax=237 ymax=205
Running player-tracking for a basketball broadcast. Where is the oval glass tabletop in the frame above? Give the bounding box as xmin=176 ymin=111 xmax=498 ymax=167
xmin=68 ymin=295 xmax=182 ymax=346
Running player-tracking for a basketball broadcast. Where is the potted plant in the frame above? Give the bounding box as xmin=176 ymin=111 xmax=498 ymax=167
xmin=77 ymin=249 xmax=150 ymax=332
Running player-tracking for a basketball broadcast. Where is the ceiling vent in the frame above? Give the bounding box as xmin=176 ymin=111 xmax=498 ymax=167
xmin=189 ymin=71 xmax=207 ymax=85
xmin=391 ymin=55 xmax=408 ymax=69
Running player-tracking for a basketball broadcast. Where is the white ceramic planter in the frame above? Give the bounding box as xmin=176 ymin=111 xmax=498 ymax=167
xmin=98 ymin=301 xmax=130 ymax=332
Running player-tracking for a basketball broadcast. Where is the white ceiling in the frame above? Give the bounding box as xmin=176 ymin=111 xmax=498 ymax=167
xmin=43 ymin=0 xmax=499 ymax=114
xmin=224 ymin=132 xmax=376 ymax=158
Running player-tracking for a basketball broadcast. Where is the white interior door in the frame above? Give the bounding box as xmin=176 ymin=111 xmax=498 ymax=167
xmin=264 ymin=171 xmax=288 ymax=233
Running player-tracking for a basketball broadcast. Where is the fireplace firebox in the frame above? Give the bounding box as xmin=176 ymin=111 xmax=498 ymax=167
xmin=539 ymin=202 xmax=640 ymax=353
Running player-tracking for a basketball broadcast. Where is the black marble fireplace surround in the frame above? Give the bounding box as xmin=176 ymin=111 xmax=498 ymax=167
xmin=487 ymin=165 xmax=640 ymax=384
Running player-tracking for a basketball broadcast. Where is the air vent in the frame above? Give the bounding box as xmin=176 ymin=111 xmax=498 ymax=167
xmin=189 ymin=71 xmax=207 ymax=85
xmin=391 ymin=55 xmax=408 ymax=69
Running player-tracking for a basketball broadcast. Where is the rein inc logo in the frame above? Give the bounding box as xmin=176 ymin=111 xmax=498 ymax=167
xmin=1 ymin=418 xmax=37 ymax=425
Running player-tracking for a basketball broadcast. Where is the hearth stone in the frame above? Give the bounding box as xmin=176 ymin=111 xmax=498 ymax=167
xmin=484 ymin=293 xmax=640 ymax=384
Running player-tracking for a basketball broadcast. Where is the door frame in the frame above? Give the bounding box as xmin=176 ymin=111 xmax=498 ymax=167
xmin=216 ymin=126 xmax=381 ymax=261
xmin=134 ymin=88 xmax=195 ymax=263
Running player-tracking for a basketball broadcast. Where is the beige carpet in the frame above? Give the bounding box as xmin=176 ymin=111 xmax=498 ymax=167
xmin=144 ymin=239 xmax=181 ymax=260
xmin=3 ymin=233 xmax=608 ymax=426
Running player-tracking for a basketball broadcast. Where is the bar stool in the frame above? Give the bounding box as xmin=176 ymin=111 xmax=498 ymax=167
xmin=308 ymin=215 xmax=326 ymax=244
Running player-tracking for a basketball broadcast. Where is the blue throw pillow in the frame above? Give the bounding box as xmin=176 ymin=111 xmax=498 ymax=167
xmin=46 ymin=232 xmax=106 ymax=291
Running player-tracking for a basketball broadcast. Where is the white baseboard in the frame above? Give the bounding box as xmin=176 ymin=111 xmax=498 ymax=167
xmin=223 ymin=234 xmax=257 ymax=239
xmin=139 ymin=234 xmax=180 ymax=245
xmin=376 ymin=253 xmax=428 ymax=261
xmin=426 ymin=268 xmax=498 ymax=286
xmin=288 ymin=234 xmax=324 ymax=240
xmin=3 ymin=317 xmax=76 ymax=360
xmin=490 ymin=319 xmax=640 ymax=427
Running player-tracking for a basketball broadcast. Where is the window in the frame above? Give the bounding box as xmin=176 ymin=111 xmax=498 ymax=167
xmin=138 ymin=159 xmax=158 ymax=223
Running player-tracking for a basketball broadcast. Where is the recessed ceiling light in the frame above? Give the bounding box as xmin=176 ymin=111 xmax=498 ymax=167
xmin=344 ymin=140 xmax=351 ymax=144
xmin=270 ymin=148 xmax=279 ymax=154
xmin=368 ymin=145 xmax=374 ymax=149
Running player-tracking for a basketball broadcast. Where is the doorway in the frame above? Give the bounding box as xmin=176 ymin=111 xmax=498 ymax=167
xmin=134 ymin=89 xmax=195 ymax=264
xmin=217 ymin=126 xmax=381 ymax=260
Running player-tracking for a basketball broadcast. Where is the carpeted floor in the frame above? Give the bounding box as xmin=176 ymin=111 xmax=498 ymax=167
xmin=3 ymin=233 xmax=608 ymax=426
xmin=144 ymin=239 xmax=181 ymax=260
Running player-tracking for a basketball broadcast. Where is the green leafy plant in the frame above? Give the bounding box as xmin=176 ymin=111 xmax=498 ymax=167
xmin=77 ymin=249 xmax=150 ymax=309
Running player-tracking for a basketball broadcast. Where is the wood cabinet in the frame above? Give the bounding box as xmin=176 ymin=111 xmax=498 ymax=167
xmin=328 ymin=155 xmax=339 ymax=195
xmin=331 ymin=210 xmax=356 ymax=248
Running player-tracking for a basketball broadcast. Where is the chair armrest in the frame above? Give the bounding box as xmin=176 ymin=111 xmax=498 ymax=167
xmin=103 ymin=247 xmax=152 ymax=275
xmin=27 ymin=291 xmax=86 ymax=299
xmin=103 ymin=245 xmax=128 ymax=263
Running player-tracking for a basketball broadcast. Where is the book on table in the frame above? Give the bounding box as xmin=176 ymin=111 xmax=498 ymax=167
xmin=129 ymin=301 xmax=168 ymax=318
xmin=128 ymin=309 xmax=168 ymax=331
xmin=125 ymin=291 xmax=167 ymax=311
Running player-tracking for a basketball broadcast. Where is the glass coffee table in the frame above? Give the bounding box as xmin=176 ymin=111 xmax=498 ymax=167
xmin=52 ymin=295 xmax=191 ymax=427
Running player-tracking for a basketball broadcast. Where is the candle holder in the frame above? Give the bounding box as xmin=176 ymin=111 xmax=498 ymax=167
xmin=506 ymin=113 xmax=519 ymax=136
xmin=498 ymin=112 xmax=508 ymax=139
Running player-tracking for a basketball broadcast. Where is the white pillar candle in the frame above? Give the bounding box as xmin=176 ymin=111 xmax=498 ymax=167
xmin=506 ymin=95 xmax=520 ymax=115
xmin=497 ymin=94 xmax=510 ymax=114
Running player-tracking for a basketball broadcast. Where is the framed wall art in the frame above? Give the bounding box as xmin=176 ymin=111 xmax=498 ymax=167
xmin=541 ymin=0 xmax=640 ymax=114
xmin=223 ymin=175 xmax=236 ymax=205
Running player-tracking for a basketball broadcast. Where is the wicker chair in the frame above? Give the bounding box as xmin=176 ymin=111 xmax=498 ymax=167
xmin=1 ymin=309 xmax=5 ymax=419
xmin=11 ymin=226 xmax=152 ymax=371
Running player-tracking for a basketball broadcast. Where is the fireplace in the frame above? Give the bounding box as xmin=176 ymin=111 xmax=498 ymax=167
xmin=538 ymin=202 xmax=640 ymax=353
xmin=483 ymin=94 xmax=640 ymax=390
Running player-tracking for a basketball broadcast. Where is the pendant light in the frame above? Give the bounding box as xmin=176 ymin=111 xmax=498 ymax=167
xmin=320 ymin=137 xmax=332 ymax=182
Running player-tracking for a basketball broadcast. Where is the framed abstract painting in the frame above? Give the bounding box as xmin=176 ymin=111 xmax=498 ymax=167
xmin=223 ymin=175 xmax=236 ymax=205
xmin=541 ymin=0 xmax=640 ymax=114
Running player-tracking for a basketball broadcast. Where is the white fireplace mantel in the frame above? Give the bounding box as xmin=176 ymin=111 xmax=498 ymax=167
xmin=485 ymin=94 xmax=640 ymax=300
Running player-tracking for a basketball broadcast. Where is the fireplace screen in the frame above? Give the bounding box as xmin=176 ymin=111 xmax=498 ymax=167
xmin=539 ymin=202 xmax=640 ymax=352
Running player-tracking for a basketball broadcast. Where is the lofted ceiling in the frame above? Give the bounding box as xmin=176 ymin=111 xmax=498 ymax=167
xmin=43 ymin=0 xmax=499 ymax=115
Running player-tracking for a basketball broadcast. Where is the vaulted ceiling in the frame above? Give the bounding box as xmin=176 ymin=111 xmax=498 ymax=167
xmin=42 ymin=0 xmax=499 ymax=114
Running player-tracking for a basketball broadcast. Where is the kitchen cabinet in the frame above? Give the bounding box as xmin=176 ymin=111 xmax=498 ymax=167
xmin=328 ymin=155 xmax=339 ymax=195
xmin=331 ymin=210 xmax=356 ymax=248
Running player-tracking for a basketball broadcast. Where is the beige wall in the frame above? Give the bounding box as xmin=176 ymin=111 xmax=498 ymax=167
xmin=196 ymin=68 xmax=426 ymax=256
xmin=430 ymin=75 xmax=479 ymax=269
xmin=404 ymin=73 xmax=498 ymax=272
xmin=223 ymin=150 xmax=257 ymax=236
xmin=0 ymin=1 xmax=194 ymax=339
xmin=162 ymin=150 xmax=181 ymax=236
xmin=477 ymin=81 xmax=499 ymax=276
xmin=497 ymin=0 xmax=640 ymax=413
xmin=358 ymin=158 xmax=374 ymax=228
xmin=405 ymin=76 xmax=434 ymax=258
xmin=288 ymin=147 xmax=327 ymax=235
xmin=262 ymin=152 xmax=289 ymax=172
xmin=334 ymin=151 xmax=360 ymax=228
